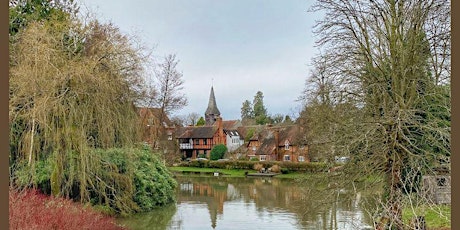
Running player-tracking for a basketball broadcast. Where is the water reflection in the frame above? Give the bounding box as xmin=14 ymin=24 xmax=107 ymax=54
xmin=119 ymin=176 xmax=376 ymax=230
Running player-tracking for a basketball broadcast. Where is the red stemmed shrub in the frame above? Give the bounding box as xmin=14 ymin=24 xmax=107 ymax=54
xmin=9 ymin=188 xmax=126 ymax=230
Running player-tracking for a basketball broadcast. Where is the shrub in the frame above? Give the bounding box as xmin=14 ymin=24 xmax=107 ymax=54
xmin=9 ymin=188 xmax=125 ymax=230
xmin=270 ymin=164 xmax=281 ymax=173
xmin=280 ymin=168 xmax=290 ymax=174
xmin=132 ymin=148 xmax=177 ymax=212
xmin=250 ymin=157 xmax=260 ymax=161
xmin=253 ymin=163 xmax=264 ymax=171
xmin=210 ymin=144 xmax=227 ymax=160
xmin=189 ymin=159 xmax=209 ymax=168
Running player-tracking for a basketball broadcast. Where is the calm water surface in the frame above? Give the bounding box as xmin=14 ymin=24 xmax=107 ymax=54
xmin=118 ymin=175 xmax=376 ymax=230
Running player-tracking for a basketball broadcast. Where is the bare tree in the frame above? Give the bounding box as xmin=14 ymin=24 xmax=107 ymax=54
xmin=302 ymin=0 xmax=451 ymax=228
xmin=185 ymin=112 xmax=200 ymax=126
xmin=154 ymin=54 xmax=188 ymax=116
xmin=148 ymin=54 xmax=188 ymax=148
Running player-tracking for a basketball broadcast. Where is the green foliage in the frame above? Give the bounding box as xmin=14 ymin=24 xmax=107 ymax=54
xmin=210 ymin=144 xmax=227 ymax=160
xmin=132 ymin=148 xmax=177 ymax=212
xmin=9 ymin=0 xmax=76 ymax=36
xmin=241 ymin=100 xmax=253 ymax=120
xmin=188 ymin=159 xmax=209 ymax=168
xmin=12 ymin=146 xmax=177 ymax=215
xmin=253 ymin=91 xmax=270 ymax=125
xmin=402 ymin=205 xmax=451 ymax=228
xmin=196 ymin=117 xmax=205 ymax=126
xmin=181 ymin=160 xmax=329 ymax=173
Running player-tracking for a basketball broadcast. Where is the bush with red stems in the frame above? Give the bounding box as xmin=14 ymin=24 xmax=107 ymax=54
xmin=9 ymin=188 xmax=126 ymax=230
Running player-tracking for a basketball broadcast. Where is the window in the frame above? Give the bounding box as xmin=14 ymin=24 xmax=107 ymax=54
xmin=252 ymin=146 xmax=256 ymax=151
xmin=260 ymin=155 xmax=267 ymax=161
xmin=285 ymin=140 xmax=290 ymax=150
xmin=298 ymin=156 xmax=305 ymax=162
xmin=284 ymin=155 xmax=291 ymax=161
xmin=168 ymin=134 xmax=173 ymax=141
xmin=195 ymin=139 xmax=200 ymax=145
xmin=203 ymin=139 xmax=207 ymax=145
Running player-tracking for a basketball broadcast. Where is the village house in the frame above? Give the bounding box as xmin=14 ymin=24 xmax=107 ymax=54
xmin=176 ymin=87 xmax=244 ymax=160
xmin=222 ymin=120 xmax=244 ymax=152
xmin=174 ymin=86 xmax=308 ymax=162
xmin=137 ymin=107 xmax=175 ymax=149
xmin=238 ymin=125 xmax=309 ymax=163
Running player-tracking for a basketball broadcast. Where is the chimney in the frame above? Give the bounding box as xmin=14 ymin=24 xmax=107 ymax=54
xmin=216 ymin=116 xmax=224 ymax=144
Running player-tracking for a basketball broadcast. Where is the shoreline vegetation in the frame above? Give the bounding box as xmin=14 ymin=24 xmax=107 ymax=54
xmin=168 ymin=166 xmax=317 ymax=179
xmin=9 ymin=165 xmax=450 ymax=230
xmin=9 ymin=188 xmax=126 ymax=230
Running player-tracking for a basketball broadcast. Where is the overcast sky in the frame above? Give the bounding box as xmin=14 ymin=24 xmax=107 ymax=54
xmin=78 ymin=0 xmax=322 ymax=120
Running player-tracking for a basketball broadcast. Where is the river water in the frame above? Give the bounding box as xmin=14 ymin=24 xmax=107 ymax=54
xmin=118 ymin=175 xmax=377 ymax=230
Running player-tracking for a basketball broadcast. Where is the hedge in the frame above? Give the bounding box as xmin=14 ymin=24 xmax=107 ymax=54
xmin=179 ymin=160 xmax=328 ymax=173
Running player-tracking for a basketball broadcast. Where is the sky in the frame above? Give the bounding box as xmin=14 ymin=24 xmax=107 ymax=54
xmin=78 ymin=0 xmax=322 ymax=121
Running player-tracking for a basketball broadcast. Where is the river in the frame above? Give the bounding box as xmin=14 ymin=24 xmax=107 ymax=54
xmin=118 ymin=175 xmax=378 ymax=230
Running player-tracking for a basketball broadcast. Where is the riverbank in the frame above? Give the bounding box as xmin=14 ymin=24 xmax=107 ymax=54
xmin=168 ymin=166 xmax=322 ymax=179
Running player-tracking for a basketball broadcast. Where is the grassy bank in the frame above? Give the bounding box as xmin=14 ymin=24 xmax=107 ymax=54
xmin=168 ymin=166 xmax=319 ymax=179
xmin=403 ymin=205 xmax=451 ymax=229
xmin=169 ymin=166 xmax=256 ymax=177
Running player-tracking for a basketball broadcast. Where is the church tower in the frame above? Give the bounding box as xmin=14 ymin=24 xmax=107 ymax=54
xmin=205 ymin=86 xmax=221 ymax=126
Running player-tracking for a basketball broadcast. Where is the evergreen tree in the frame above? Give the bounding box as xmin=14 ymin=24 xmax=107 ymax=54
xmin=240 ymin=100 xmax=253 ymax=120
xmin=196 ymin=117 xmax=205 ymax=126
xmin=253 ymin=91 xmax=269 ymax=125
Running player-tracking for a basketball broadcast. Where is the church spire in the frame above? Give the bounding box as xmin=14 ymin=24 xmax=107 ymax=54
xmin=205 ymin=86 xmax=221 ymax=126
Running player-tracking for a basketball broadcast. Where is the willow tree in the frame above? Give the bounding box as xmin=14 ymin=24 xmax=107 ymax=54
xmin=304 ymin=0 xmax=450 ymax=228
xmin=9 ymin=14 xmax=146 ymax=206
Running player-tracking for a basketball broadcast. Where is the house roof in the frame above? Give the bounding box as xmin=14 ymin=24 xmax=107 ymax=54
xmin=176 ymin=126 xmax=217 ymax=139
xmin=224 ymin=129 xmax=240 ymax=137
xmin=242 ymin=124 xmax=305 ymax=155
xmin=276 ymin=125 xmax=302 ymax=146
xmin=222 ymin=120 xmax=241 ymax=130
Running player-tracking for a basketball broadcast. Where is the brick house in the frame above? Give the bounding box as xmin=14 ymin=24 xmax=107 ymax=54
xmin=176 ymin=87 xmax=244 ymax=159
xmin=240 ymin=125 xmax=309 ymax=162
xmin=176 ymin=116 xmax=226 ymax=159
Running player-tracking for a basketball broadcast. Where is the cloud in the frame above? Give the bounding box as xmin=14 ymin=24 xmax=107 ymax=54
xmin=78 ymin=0 xmax=321 ymax=120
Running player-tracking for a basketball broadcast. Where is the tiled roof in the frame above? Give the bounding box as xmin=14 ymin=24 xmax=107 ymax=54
xmin=176 ymin=126 xmax=217 ymax=139
xmin=222 ymin=120 xmax=242 ymax=130
xmin=243 ymin=124 xmax=305 ymax=155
